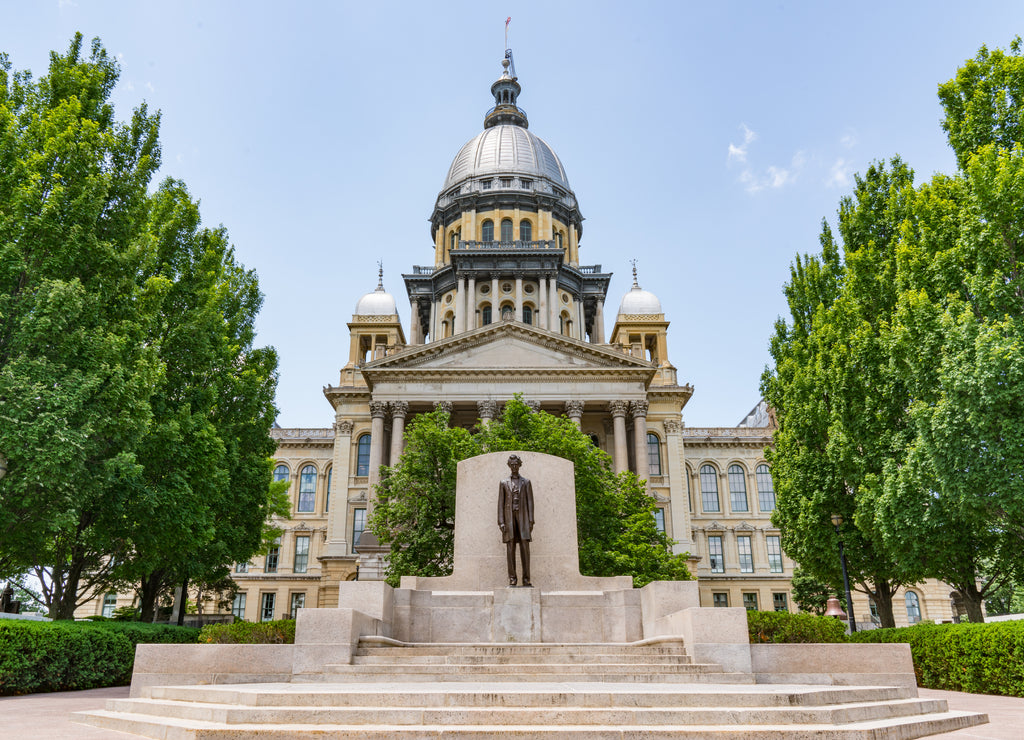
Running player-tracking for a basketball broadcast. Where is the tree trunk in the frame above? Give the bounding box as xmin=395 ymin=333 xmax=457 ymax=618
xmin=959 ymin=582 xmax=986 ymax=623
xmin=50 ymin=555 xmax=87 ymax=620
xmin=872 ymin=581 xmax=897 ymax=628
xmin=176 ymin=578 xmax=188 ymax=626
xmin=138 ymin=570 xmax=167 ymax=623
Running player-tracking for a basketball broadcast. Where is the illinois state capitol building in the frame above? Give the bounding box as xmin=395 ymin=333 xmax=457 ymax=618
xmin=80 ymin=53 xmax=957 ymax=628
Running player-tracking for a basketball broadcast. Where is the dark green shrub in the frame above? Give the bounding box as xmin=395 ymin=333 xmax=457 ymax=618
xmin=0 ymin=620 xmax=200 ymax=696
xmin=747 ymin=609 xmax=848 ymax=643
xmin=850 ymin=620 xmax=1024 ymax=696
xmin=199 ymin=618 xmax=295 ymax=644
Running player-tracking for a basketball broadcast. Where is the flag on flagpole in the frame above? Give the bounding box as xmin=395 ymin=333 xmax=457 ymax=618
xmin=506 ymin=17 xmax=511 ymax=27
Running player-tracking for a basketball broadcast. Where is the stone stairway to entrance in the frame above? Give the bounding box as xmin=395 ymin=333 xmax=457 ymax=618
xmin=74 ymin=636 xmax=988 ymax=738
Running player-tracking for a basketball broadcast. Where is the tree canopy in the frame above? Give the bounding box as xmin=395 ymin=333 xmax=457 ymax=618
xmin=0 ymin=35 xmax=281 ymax=618
xmin=764 ymin=37 xmax=1024 ymax=623
xmin=370 ymin=397 xmax=691 ymax=588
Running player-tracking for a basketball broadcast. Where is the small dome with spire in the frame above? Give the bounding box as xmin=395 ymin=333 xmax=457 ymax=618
xmin=618 ymin=262 xmax=662 ymax=315
xmin=354 ymin=265 xmax=398 ymax=316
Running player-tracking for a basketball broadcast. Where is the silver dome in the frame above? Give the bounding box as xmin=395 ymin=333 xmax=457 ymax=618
xmin=442 ymin=124 xmax=570 ymax=191
xmin=618 ymin=285 xmax=663 ymax=316
xmin=354 ymin=286 xmax=397 ymax=316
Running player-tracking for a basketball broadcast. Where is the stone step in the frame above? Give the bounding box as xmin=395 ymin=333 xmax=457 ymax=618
xmin=146 ymin=683 xmax=916 ymax=709
xmin=74 ymin=707 xmax=989 ymax=739
xmin=320 ymin=662 xmax=744 ymax=683
xmin=101 ymin=696 xmax=952 ymax=727
xmin=355 ymin=642 xmax=690 ymax=656
xmin=352 ymin=652 xmax=694 ymax=665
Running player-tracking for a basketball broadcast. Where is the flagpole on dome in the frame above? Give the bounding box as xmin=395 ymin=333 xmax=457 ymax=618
xmin=505 ymin=16 xmax=511 ymax=52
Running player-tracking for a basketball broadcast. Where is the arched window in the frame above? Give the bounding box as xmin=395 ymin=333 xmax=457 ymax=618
xmin=522 ymin=305 xmax=533 ymax=325
xmin=325 ymin=467 xmax=332 ymax=512
xmin=905 ymin=591 xmax=922 ymax=624
xmin=756 ymin=464 xmax=776 ymax=511
xmin=501 ymin=218 xmax=513 ymax=241
xmin=728 ymin=464 xmax=748 ymax=512
xmin=482 ymin=305 xmax=492 ymax=326
xmin=588 ymin=433 xmax=600 ymax=447
xmin=520 ymin=220 xmax=532 ymax=241
xmin=273 ymin=464 xmax=289 ymax=483
xmin=481 ymin=219 xmax=494 ymax=242
xmin=449 ymin=231 xmax=457 ymax=253
xmin=298 ymin=465 xmax=317 ymax=512
xmin=647 ymin=433 xmax=662 ymax=475
xmin=557 ymin=231 xmax=564 ymax=250
xmin=356 ymin=434 xmax=372 ymax=476
xmin=700 ymin=465 xmax=720 ymax=512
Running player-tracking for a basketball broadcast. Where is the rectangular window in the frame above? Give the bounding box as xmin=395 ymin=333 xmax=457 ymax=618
xmin=232 ymin=593 xmax=246 ymax=619
xmin=700 ymin=466 xmax=720 ymax=512
xmin=728 ymin=466 xmax=748 ymax=512
xmin=290 ymin=592 xmax=305 ymax=619
xmin=260 ymin=592 xmax=276 ymax=622
xmin=102 ymin=593 xmax=117 ymax=618
xmin=712 ymin=592 xmax=729 ymax=608
xmin=773 ymin=593 xmax=788 ymax=612
xmin=653 ymin=508 xmax=665 ymax=534
xmin=766 ymin=535 xmax=783 ymax=573
xmin=742 ymin=592 xmax=759 ymax=611
xmin=325 ymin=469 xmax=331 ymax=512
xmin=235 ymin=562 xmax=248 ymax=574
xmin=265 ymin=538 xmax=280 ymax=574
xmin=647 ymin=434 xmax=662 ymax=476
xmin=756 ymin=464 xmax=776 ymax=511
xmin=737 ymin=535 xmax=753 ymax=573
xmin=293 ymin=535 xmax=310 ymax=574
xmin=352 ymin=508 xmax=367 ymax=550
xmin=708 ymin=535 xmax=724 ymax=573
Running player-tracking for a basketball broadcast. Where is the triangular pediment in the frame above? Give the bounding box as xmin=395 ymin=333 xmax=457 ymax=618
xmin=363 ymin=321 xmax=654 ymax=374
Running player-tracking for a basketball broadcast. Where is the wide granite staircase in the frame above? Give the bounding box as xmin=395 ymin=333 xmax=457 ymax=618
xmin=74 ymin=637 xmax=987 ymax=738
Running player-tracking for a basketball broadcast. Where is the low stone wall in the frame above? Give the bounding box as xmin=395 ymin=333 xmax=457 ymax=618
xmin=751 ymin=643 xmax=917 ymax=688
xmin=129 ymin=643 xmax=295 ymax=697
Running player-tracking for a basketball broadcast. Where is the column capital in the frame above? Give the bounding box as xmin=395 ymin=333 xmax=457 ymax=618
xmin=630 ymin=399 xmax=650 ymax=419
xmin=389 ymin=400 xmax=409 ymax=419
xmin=608 ymin=400 xmax=629 ymax=418
xmin=525 ymin=400 xmax=541 ymax=413
xmin=663 ymin=418 xmax=682 ymax=433
xmin=334 ymin=419 xmax=355 ymax=435
xmin=434 ymin=400 xmax=453 ymax=415
xmin=564 ymin=400 xmax=585 ymax=418
xmin=477 ymin=400 xmax=498 ymax=419
xmin=369 ymin=400 xmax=388 ymax=419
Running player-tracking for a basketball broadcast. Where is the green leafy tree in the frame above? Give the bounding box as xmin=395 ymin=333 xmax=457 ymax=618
xmin=370 ymin=397 xmax=691 ymax=588
xmin=0 ymin=35 xmax=163 ymax=617
xmin=104 ymin=180 xmax=283 ymax=621
xmin=763 ymin=160 xmax=925 ymax=628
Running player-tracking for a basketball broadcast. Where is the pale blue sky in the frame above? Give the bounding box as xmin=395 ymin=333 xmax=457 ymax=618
xmin=4 ymin=1 xmax=1022 ymax=427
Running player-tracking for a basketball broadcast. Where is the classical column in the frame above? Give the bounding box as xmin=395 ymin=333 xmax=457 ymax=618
xmin=576 ymin=299 xmax=585 ymax=340
xmin=434 ymin=400 xmax=453 ymax=416
xmin=608 ymin=400 xmax=630 ymax=475
xmin=631 ymin=399 xmax=650 ymax=482
xmin=409 ymin=299 xmax=421 ymax=344
xmin=466 ymin=275 xmax=476 ymax=330
xmin=490 ymin=277 xmax=499 ymax=322
xmin=525 ymin=400 xmax=541 ymax=413
xmin=477 ymin=399 xmax=497 ymax=426
xmin=594 ymin=299 xmax=606 ymax=343
xmin=454 ymin=275 xmax=467 ymax=334
xmin=366 ymin=401 xmax=388 ymax=507
xmin=428 ymin=299 xmax=436 ymax=342
xmin=662 ymin=418 xmax=692 ymax=555
xmin=565 ymin=400 xmax=584 ymax=428
xmin=538 ymin=275 xmax=548 ymax=330
xmin=324 ymin=419 xmax=353 ymax=556
xmin=515 ymin=273 xmax=524 ymax=321
xmin=389 ymin=401 xmax=409 ymax=466
xmin=549 ymin=273 xmax=559 ymax=331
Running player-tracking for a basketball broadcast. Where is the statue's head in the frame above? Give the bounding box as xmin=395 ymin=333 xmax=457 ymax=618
xmin=507 ymin=454 xmax=522 ymax=473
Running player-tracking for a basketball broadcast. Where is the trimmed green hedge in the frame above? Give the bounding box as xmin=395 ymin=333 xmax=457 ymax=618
xmin=0 ymin=620 xmax=199 ymax=696
xmin=747 ymin=610 xmax=848 ymax=643
xmin=850 ymin=620 xmax=1024 ymax=696
xmin=199 ymin=618 xmax=295 ymax=644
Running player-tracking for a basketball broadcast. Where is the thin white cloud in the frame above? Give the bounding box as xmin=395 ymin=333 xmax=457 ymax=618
xmin=144 ymin=81 xmax=155 ymax=93
xmin=124 ymin=81 xmax=135 ymax=92
xmin=826 ymin=157 xmax=853 ymax=188
xmin=739 ymin=151 xmax=805 ymax=194
xmin=840 ymin=132 xmax=857 ymax=149
xmin=58 ymin=0 xmax=77 ymax=8
xmin=727 ymin=123 xmax=758 ymax=164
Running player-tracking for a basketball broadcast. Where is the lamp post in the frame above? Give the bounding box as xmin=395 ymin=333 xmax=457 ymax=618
xmin=830 ymin=513 xmax=857 ymax=633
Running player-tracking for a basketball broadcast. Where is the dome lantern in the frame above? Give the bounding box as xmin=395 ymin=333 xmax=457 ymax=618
xmin=485 ymin=53 xmax=528 ymax=129
xmin=354 ymin=264 xmax=398 ymax=317
xmin=617 ymin=261 xmax=663 ymax=316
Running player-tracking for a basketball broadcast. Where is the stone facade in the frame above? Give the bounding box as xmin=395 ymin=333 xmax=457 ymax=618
xmin=76 ymin=54 xmax=962 ymax=629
